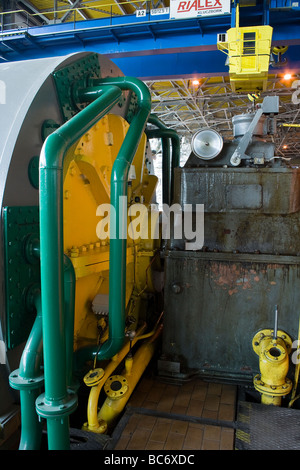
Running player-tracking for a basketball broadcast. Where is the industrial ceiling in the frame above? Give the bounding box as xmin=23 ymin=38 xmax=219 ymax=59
xmin=2 ymin=0 xmax=300 ymax=159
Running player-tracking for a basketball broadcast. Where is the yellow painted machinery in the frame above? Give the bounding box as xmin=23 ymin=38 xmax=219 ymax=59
xmin=217 ymin=4 xmax=273 ymax=92
xmin=0 ymin=52 xmax=176 ymax=450
xmin=64 ymin=114 xmax=159 ymax=353
xmin=252 ymin=306 xmax=293 ymax=406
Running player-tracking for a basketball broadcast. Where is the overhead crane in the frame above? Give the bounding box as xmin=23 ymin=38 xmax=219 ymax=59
xmin=0 ymin=1 xmax=299 ymax=79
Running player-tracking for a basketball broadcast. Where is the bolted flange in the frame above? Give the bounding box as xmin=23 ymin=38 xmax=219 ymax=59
xmin=9 ymin=368 xmax=44 ymax=391
xmin=253 ymin=374 xmax=293 ymax=397
xmin=82 ymin=419 xmax=107 ymax=434
xmin=36 ymin=390 xmax=78 ymax=420
xmin=83 ymin=368 xmax=105 ymax=387
xmin=252 ymin=328 xmax=293 ymax=355
xmin=104 ymin=375 xmax=129 ymax=400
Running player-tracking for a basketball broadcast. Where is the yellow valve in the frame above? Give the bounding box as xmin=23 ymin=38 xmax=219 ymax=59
xmin=252 ymin=329 xmax=293 ymax=406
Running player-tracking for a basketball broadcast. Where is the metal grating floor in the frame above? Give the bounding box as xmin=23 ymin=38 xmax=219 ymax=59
xmin=235 ymin=401 xmax=300 ymax=450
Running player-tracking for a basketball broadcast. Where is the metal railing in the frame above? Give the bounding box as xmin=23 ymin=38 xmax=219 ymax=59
xmin=0 ymin=1 xmax=170 ymax=32
xmin=270 ymin=0 xmax=300 ymax=9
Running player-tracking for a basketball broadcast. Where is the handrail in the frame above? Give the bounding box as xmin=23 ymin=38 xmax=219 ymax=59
xmin=0 ymin=1 xmax=169 ymax=32
xmin=0 ymin=0 xmax=150 ymax=18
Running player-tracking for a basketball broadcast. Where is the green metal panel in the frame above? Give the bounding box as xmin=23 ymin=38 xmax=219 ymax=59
xmin=3 ymin=206 xmax=40 ymax=349
xmin=52 ymin=53 xmax=101 ymax=122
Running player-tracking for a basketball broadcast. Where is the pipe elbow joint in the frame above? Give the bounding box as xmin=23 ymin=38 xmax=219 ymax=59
xmin=252 ymin=329 xmax=293 ymax=404
xmin=95 ymin=337 xmax=125 ymax=363
xmin=40 ymin=132 xmax=67 ymax=170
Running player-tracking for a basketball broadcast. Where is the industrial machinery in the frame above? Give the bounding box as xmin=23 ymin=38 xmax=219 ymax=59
xmin=2 ymin=50 xmax=300 ymax=452
xmin=0 ymin=51 xmax=175 ymax=450
xmin=159 ymin=95 xmax=300 ymax=401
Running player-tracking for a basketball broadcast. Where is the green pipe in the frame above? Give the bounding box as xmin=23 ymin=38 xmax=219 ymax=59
xmin=37 ymin=85 xmax=122 ymax=450
xmin=9 ymin=244 xmax=76 ymax=449
xmin=146 ymin=114 xmax=180 ymax=203
xmin=73 ymin=77 xmax=151 ymax=369
xmin=64 ymin=254 xmax=76 ymax=388
xmin=148 ymin=114 xmax=181 ymax=169
xmin=9 ymin=287 xmax=44 ymax=450
xmin=18 ymin=390 xmax=43 ymax=450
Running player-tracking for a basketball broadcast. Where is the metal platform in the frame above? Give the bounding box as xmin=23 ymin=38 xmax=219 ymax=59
xmin=235 ymin=401 xmax=300 ymax=450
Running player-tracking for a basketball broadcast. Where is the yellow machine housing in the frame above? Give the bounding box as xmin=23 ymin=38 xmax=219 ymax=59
xmin=63 ymin=113 xmax=160 ymax=351
xmin=62 ymin=110 xmax=162 ymax=433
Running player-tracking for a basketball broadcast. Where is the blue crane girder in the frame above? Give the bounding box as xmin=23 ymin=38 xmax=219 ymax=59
xmin=0 ymin=5 xmax=300 ymax=78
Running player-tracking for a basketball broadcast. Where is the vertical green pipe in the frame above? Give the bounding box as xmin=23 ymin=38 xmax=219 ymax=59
xmin=64 ymin=254 xmax=76 ymax=388
xmin=73 ymin=77 xmax=151 ymax=369
xmin=147 ymin=114 xmax=180 ymax=203
xmin=98 ymin=77 xmax=151 ymax=361
xmin=9 ymin=287 xmax=44 ymax=450
xmin=37 ymin=86 xmax=122 ymax=450
xmin=19 ymin=291 xmax=43 ymax=450
xmin=18 ymin=389 xmax=43 ymax=450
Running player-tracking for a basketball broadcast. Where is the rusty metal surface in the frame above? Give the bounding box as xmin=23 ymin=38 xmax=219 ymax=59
xmin=175 ymin=167 xmax=300 ymax=215
xmin=160 ymin=251 xmax=300 ymax=383
xmin=161 ymin=162 xmax=300 ymax=383
xmin=170 ymin=166 xmax=300 ymax=255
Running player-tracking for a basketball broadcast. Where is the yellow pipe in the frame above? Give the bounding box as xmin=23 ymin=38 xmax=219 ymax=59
xmin=83 ymin=323 xmax=147 ymax=433
xmin=134 ymin=311 xmax=164 ymax=341
xmin=84 ymin=311 xmax=164 ymax=432
xmin=98 ymin=324 xmax=163 ymax=430
xmin=252 ymin=329 xmax=292 ymax=406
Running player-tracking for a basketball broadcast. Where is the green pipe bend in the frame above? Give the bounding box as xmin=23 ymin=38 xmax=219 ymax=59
xmin=74 ymin=77 xmax=151 ymax=369
xmin=147 ymin=115 xmax=180 ymax=203
xmin=38 ymin=85 xmax=122 ymax=450
xmin=9 ymin=288 xmax=43 ymax=450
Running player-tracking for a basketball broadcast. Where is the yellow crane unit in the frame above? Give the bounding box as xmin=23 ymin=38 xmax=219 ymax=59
xmin=217 ymin=5 xmax=273 ymax=92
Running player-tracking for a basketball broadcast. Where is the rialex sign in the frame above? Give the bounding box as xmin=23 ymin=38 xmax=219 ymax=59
xmin=170 ymin=0 xmax=231 ymax=19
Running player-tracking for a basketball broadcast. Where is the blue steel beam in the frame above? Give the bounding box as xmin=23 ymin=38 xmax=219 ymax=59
xmin=0 ymin=6 xmax=300 ymax=78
